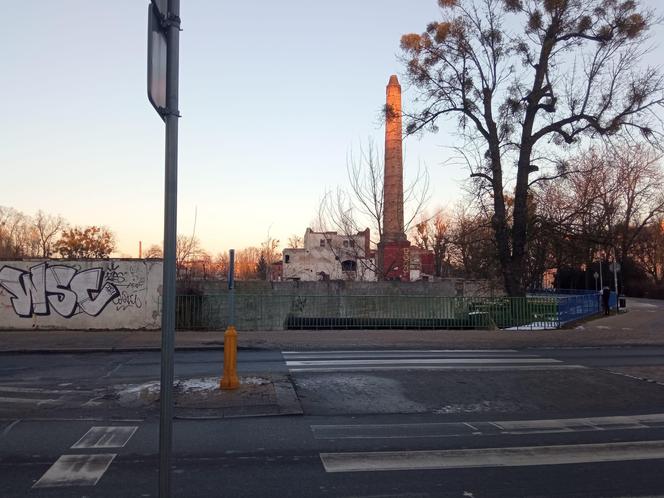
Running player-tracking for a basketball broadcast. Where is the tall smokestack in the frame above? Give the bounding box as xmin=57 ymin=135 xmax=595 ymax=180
xmin=382 ymin=75 xmax=406 ymax=242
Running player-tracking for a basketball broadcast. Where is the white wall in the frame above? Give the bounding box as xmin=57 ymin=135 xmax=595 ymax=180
xmin=0 ymin=259 xmax=162 ymax=330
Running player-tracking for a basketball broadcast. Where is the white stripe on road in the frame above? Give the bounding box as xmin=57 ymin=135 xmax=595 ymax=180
xmin=283 ymin=349 xmax=519 ymax=355
xmin=312 ymin=414 xmax=664 ymax=439
xmin=289 ymin=365 xmax=585 ymax=373
xmin=0 ymin=385 xmax=92 ymax=395
xmin=286 ymin=358 xmax=561 ymax=367
xmin=285 ymin=353 xmax=540 ymax=360
xmin=320 ymin=440 xmax=664 ymax=473
xmin=71 ymin=426 xmax=138 ymax=449
xmin=32 ymin=454 xmax=116 ymax=488
xmin=0 ymin=396 xmax=60 ymax=406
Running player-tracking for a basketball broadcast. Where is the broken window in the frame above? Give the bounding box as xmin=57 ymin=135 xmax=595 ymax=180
xmin=341 ymin=260 xmax=357 ymax=272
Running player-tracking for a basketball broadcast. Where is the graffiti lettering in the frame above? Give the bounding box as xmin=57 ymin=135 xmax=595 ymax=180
xmin=291 ymin=296 xmax=308 ymax=313
xmin=113 ymin=291 xmax=143 ymax=311
xmin=0 ymin=263 xmax=120 ymax=318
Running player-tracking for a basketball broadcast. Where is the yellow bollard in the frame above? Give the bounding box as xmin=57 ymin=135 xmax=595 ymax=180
xmin=220 ymin=325 xmax=239 ymax=390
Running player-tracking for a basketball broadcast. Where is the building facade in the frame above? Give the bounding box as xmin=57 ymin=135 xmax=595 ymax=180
xmin=282 ymin=228 xmax=376 ymax=281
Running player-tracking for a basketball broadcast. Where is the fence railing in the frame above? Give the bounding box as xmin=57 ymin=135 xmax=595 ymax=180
xmin=175 ymin=293 xmax=580 ymax=331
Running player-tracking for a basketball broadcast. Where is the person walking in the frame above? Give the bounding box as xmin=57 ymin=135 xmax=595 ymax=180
xmin=601 ymin=286 xmax=611 ymax=316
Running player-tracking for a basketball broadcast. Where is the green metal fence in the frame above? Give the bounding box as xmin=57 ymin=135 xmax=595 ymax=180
xmin=175 ymin=294 xmax=561 ymax=331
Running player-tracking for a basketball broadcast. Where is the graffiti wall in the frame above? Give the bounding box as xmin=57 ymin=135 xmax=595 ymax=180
xmin=0 ymin=259 xmax=162 ymax=330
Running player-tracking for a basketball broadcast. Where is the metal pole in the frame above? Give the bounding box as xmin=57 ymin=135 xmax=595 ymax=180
xmin=220 ymin=249 xmax=239 ymax=390
xmin=599 ymin=259 xmax=603 ymax=289
xmin=228 ymin=249 xmax=235 ymax=326
xmin=613 ymin=247 xmax=619 ymax=314
xmin=159 ymin=0 xmax=180 ymax=496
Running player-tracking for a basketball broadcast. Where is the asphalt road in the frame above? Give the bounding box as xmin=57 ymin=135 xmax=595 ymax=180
xmin=3 ymin=347 xmax=664 ymax=497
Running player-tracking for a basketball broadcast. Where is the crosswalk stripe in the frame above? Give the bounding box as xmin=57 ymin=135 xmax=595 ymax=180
xmin=283 ymin=349 xmax=581 ymax=372
xmin=32 ymin=454 xmax=116 ymax=488
xmin=320 ymin=440 xmax=664 ymax=473
xmin=286 ymin=358 xmax=561 ymax=366
xmin=283 ymin=349 xmax=519 ymax=355
xmin=33 ymin=425 xmax=139 ymax=488
xmin=289 ymin=365 xmax=585 ymax=373
xmin=71 ymin=426 xmax=138 ymax=449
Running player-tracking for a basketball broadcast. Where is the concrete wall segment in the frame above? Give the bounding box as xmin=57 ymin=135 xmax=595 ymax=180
xmin=0 ymin=259 xmax=162 ymax=330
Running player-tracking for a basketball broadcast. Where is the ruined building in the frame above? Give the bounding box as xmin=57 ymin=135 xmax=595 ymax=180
xmin=282 ymin=228 xmax=375 ymax=281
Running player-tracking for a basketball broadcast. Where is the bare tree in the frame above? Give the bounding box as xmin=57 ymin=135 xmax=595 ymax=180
xmin=413 ymin=211 xmax=454 ymax=276
xmin=317 ymin=139 xmax=431 ymax=278
xmin=144 ymin=244 xmax=163 ymax=258
xmin=0 ymin=207 xmax=39 ymax=258
xmin=287 ymin=234 xmax=303 ymax=249
xmin=33 ymin=210 xmax=66 ymax=257
xmin=176 ymin=235 xmax=201 ymax=278
xmin=401 ymin=0 xmax=664 ymax=295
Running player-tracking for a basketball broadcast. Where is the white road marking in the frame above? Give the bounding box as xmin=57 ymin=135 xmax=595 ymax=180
xmin=32 ymin=454 xmax=116 ymax=488
xmin=320 ymin=440 xmax=664 ymax=473
xmin=286 ymin=358 xmax=561 ymax=367
xmin=284 ymin=349 xmax=583 ymax=372
xmin=289 ymin=365 xmax=585 ymax=373
xmin=1 ymin=419 xmax=21 ymax=438
xmin=283 ymin=349 xmax=519 ymax=354
xmin=71 ymin=426 xmax=138 ymax=449
xmin=0 ymin=396 xmax=60 ymax=406
xmin=0 ymin=385 xmax=92 ymax=395
xmin=312 ymin=414 xmax=664 ymax=439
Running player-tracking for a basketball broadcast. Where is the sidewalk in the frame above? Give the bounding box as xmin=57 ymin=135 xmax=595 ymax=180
xmin=0 ymin=299 xmax=662 ymax=353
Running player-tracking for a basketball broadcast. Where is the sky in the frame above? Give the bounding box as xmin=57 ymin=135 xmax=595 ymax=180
xmin=1 ymin=1 xmax=662 ymax=257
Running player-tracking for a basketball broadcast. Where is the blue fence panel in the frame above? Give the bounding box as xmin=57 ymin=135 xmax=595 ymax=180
xmin=531 ymin=289 xmax=614 ymax=325
xmin=556 ymin=293 xmax=599 ymax=324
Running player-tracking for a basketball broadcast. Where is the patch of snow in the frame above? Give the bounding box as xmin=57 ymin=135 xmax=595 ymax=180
xmin=177 ymin=376 xmax=270 ymax=392
xmin=117 ymin=376 xmax=271 ymax=398
xmin=434 ymin=400 xmax=520 ymax=414
xmin=177 ymin=378 xmax=219 ymax=392
xmin=242 ymin=376 xmax=270 ymax=386
xmin=504 ymin=325 xmax=557 ymax=331
xmin=119 ymin=381 xmax=161 ymax=396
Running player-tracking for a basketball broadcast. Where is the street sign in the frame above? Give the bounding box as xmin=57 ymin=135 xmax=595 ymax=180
xmin=593 ymin=272 xmax=599 ymax=279
xmin=609 ymin=262 xmax=621 ymax=273
xmin=147 ymin=2 xmax=167 ymax=119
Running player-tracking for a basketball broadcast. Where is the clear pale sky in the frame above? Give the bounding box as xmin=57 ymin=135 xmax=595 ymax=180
xmin=1 ymin=1 xmax=661 ymax=257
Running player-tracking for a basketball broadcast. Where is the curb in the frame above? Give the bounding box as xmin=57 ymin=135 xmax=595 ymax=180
xmin=0 ymin=345 xmax=266 ymax=355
